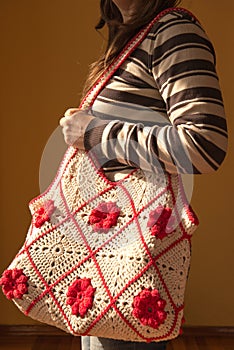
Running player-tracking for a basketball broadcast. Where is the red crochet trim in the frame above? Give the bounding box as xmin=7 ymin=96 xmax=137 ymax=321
xmin=66 ymin=278 xmax=96 ymax=318
xmin=79 ymin=7 xmax=198 ymax=110
xmin=132 ymin=288 xmax=167 ymax=329
xmin=147 ymin=206 xmax=176 ymax=239
xmin=33 ymin=200 xmax=55 ymax=228
xmin=88 ymin=201 xmax=121 ymax=232
xmin=10 ymin=7 xmax=198 ymax=340
xmin=187 ymin=205 xmax=199 ymax=226
xmin=0 ymin=269 xmax=28 ymax=300
xmin=179 ymin=315 xmax=186 ymax=334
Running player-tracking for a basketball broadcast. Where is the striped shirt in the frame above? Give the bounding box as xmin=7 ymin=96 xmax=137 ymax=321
xmin=84 ymin=9 xmax=228 ymax=177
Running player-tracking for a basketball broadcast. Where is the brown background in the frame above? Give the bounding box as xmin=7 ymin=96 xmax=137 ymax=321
xmin=0 ymin=0 xmax=233 ymax=327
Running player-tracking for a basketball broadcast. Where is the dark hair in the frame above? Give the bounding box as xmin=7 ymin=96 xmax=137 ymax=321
xmin=81 ymin=0 xmax=181 ymax=99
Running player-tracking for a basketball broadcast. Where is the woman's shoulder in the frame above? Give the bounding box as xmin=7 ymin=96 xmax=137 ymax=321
xmin=148 ymin=7 xmax=203 ymax=36
xmin=145 ymin=7 xmax=213 ymax=52
xmin=156 ymin=7 xmax=199 ymax=25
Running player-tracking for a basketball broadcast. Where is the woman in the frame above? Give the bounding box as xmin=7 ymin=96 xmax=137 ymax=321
xmin=60 ymin=0 xmax=228 ymax=349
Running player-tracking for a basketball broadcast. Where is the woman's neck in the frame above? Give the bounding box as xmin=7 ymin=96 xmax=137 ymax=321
xmin=112 ymin=0 xmax=139 ymax=23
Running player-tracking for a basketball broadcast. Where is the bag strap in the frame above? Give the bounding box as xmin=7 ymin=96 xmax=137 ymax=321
xmin=79 ymin=7 xmax=196 ymax=110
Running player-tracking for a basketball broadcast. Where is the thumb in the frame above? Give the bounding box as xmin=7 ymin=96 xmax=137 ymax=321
xmin=64 ymin=108 xmax=80 ymax=117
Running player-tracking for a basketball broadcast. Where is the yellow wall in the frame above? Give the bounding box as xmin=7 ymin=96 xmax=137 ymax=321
xmin=0 ymin=0 xmax=233 ymax=326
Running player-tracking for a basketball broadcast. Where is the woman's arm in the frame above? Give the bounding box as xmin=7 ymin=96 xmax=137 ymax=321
xmin=61 ymin=12 xmax=228 ymax=174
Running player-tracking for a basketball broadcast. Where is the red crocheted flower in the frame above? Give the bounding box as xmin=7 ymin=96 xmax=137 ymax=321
xmin=0 ymin=269 xmax=28 ymax=300
xmin=33 ymin=200 xmax=55 ymax=228
xmin=66 ymin=278 xmax=96 ymax=318
xmin=88 ymin=201 xmax=121 ymax=232
xmin=147 ymin=205 xmax=175 ymax=239
xmin=132 ymin=288 xmax=167 ymax=329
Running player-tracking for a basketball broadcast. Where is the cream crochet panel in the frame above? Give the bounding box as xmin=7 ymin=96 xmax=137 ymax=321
xmin=7 ymin=146 xmax=198 ymax=342
xmin=1 ymin=8 xmax=199 ymax=342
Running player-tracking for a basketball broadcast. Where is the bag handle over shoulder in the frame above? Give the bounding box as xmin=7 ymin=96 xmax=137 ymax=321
xmin=79 ymin=7 xmax=197 ymax=110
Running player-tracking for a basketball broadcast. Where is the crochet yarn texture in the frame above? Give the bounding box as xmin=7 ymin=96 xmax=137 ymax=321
xmin=0 ymin=147 xmax=198 ymax=342
xmin=0 ymin=8 xmax=199 ymax=342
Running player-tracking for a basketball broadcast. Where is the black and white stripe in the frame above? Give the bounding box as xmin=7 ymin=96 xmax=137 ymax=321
xmin=84 ymin=10 xmax=227 ymax=175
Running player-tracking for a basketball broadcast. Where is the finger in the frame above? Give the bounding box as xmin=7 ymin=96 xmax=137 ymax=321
xmin=64 ymin=108 xmax=79 ymax=117
xmin=59 ymin=117 xmax=67 ymax=127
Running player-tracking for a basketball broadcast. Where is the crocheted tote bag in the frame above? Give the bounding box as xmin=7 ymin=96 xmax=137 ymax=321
xmin=0 ymin=8 xmax=199 ymax=343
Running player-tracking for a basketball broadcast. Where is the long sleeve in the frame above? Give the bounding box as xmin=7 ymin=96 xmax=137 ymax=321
xmin=83 ymin=10 xmax=228 ymax=174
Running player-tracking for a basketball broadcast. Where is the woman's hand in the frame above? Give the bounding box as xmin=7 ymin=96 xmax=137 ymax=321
xmin=59 ymin=108 xmax=95 ymax=149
